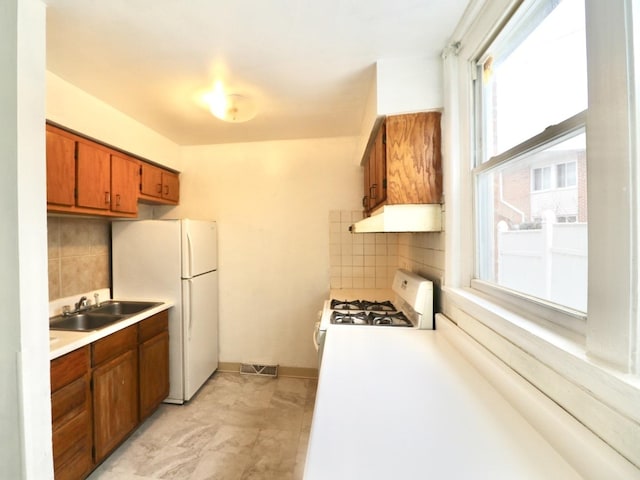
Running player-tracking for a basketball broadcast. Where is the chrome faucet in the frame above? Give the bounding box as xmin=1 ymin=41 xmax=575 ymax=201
xmin=75 ymin=296 xmax=89 ymax=312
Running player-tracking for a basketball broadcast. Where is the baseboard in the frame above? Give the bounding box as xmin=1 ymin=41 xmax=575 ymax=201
xmin=218 ymin=361 xmax=318 ymax=379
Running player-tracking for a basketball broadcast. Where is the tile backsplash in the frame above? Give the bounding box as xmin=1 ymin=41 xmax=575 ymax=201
xmin=329 ymin=210 xmax=445 ymax=303
xmin=47 ymin=216 xmax=110 ymax=301
xmin=329 ymin=210 xmax=398 ymax=289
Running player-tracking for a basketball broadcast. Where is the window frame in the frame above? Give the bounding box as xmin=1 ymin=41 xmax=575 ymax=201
xmin=440 ymin=0 xmax=640 ymax=467
xmin=472 ymin=108 xmax=588 ymax=329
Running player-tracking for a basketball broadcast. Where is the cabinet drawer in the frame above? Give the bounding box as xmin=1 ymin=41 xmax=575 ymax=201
xmin=51 ymin=346 xmax=90 ymax=392
xmin=138 ymin=311 xmax=169 ymax=343
xmin=92 ymin=325 xmax=137 ymax=366
xmin=52 ymin=409 xmax=92 ymax=480
xmin=51 ymin=376 xmax=89 ymax=427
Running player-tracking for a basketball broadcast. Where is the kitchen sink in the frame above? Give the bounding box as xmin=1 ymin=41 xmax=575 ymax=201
xmin=49 ymin=301 xmax=161 ymax=331
xmin=92 ymin=300 xmax=161 ymax=316
xmin=50 ymin=312 xmax=126 ymax=331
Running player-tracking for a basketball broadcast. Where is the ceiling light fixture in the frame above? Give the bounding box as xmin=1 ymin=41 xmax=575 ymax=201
xmin=205 ymin=82 xmax=257 ymax=123
xmin=210 ymin=93 xmax=257 ymax=123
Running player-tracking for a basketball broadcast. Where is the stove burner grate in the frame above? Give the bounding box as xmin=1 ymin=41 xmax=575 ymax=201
xmin=330 ymin=299 xmax=364 ymax=310
xmin=369 ymin=311 xmax=412 ymax=327
xmin=361 ymin=300 xmax=396 ymax=312
xmin=330 ymin=311 xmax=369 ymax=325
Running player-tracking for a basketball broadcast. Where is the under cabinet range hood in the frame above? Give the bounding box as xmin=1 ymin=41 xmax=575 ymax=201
xmin=349 ymin=204 xmax=442 ymax=233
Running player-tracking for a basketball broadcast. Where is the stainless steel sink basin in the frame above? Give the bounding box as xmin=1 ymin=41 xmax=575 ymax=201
xmin=92 ymin=300 xmax=161 ymax=316
xmin=50 ymin=312 xmax=126 ymax=331
xmin=49 ymin=301 xmax=161 ymax=331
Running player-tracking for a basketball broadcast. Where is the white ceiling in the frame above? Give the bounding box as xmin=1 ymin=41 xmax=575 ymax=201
xmin=45 ymin=0 xmax=469 ymax=145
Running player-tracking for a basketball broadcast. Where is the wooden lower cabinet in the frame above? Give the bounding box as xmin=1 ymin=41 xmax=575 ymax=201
xmin=50 ymin=347 xmax=92 ymax=480
xmin=92 ymin=347 xmax=138 ymax=462
xmin=138 ymin=311 xmax=170 ymax=420
xmin=50 ymin=311 xmax=170 ymax=479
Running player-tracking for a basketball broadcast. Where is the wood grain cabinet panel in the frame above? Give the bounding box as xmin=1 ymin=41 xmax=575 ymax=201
xmin=76 ymin=141 xmax=111 ymax=211
xmin=139 ymin=311 xmax=170 ymax=420
xmin=110 ymin=154 xmax=139 ymax=214
xmin=361 ymin=112 xmax=442 ymax=215
xmin=92 ymin=348 xmax=138 ymax=462
xmin=139 ymin=162 xmax=180 ymax=204
xmin=385 ymin=112 xmax=442 ymax=204
xmin=46 ymin=126 xmax=76 ymax=207
xmin=140 ymin=162 xmax=164 ymax=198
xmin=161 ymin=170 xmax=180 ymax=203
xmin=50 ymin=346 xmax=92 ymax=480
xmin=363 ymin=122 xmax=387 ymax=214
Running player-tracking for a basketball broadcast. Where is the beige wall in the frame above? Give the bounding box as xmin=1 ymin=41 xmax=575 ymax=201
xmin=47 ymin=216 xmax=110 ymax=301
xmin=160 ymin=138 xmax=363 ymax=369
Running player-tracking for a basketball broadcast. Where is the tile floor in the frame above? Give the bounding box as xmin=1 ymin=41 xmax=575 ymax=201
xmin=88 ymin=372 xmax=317 ymax=480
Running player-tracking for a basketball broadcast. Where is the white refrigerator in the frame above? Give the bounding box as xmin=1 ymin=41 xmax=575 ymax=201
xmin=111 ymin=219 xmax=218 ymax=403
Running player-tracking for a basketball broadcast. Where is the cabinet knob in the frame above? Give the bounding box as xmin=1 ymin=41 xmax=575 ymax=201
xmin=370 ymin=184 xmax=377 ymax=200
xmin=115 ymin=194 xmax=121 ymax=207
xmin=156 ymin=183 xmax=162 ymax=194
xmin=362 ymin=196 xmax=368 ymax=208
xmin=104 ymin=192 xmax=110 ymax=204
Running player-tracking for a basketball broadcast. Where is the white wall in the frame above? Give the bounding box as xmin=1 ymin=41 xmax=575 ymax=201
xmin=1 ymin=0 xmax=53 ymax=478
xmin=376 ymin=56 xmax=443 ymax=114
xmin=47 ymin=72 xmax=181 ymax=170
xmin=356 ymin=56 xmax=444 ymax=168
xmin=161 ymin=138 xmax=362 ymax=368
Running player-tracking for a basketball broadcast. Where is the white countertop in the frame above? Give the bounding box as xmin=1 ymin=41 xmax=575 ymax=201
xmin=49 ymin=301 xmax=173 ymax=360
xmin=304 ymin=325 xmax=583 ymax=479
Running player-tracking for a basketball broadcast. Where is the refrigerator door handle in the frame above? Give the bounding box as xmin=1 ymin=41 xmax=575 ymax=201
xmin=187 ymin=279 xmax=193 ymax=339
xmin=186 ymin=230 xmax=193 ymax=278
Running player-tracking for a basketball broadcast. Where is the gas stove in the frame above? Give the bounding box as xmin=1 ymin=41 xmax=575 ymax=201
xmin=314 ymin=269 xmax=434 ymax=365
xmin=329 ymin=304 xmax=412 ymax=327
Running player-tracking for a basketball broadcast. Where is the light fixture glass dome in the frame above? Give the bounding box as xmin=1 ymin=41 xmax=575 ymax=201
xmin=209 ymin=93 xmax=257 ymax=123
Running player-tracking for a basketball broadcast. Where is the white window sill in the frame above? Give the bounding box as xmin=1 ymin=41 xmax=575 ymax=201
xmin=442 ymin=285 xmax=640 ymax=466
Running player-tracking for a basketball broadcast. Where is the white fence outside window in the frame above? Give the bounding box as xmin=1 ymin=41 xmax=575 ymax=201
xmin=497 ymin=221 xmax=587 ymax=312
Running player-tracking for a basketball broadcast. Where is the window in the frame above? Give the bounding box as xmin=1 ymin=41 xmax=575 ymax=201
xmin=474 ymin=0 xmax=588 ymax=314
xmin=532 ymin=166 xmax=551 ymax=191
xmin=556 ymin=161 xmax=577 ymax=188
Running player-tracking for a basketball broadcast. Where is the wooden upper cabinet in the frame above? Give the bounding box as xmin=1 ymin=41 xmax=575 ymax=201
xmin=161 ymin=170 xmax=180 ymax=203
xmin=46 ymin=123 xmax=179 ymax=216
xmin=385 ymin=111 xmax=442 ymax=205
xmin=111 ymin=154 xmax=139 ymax=214
xmin=76 ymin=141 xmax=111 ymax=210
xmin=140 ymin=162 xmax=180 ymax=204
xmin=363 ymin=122 xmax=387 ymax=212
xmin=46 ymin=126 xmax=76 ymax=207
xmin=140 ymin=162 xmax=163 ymax=198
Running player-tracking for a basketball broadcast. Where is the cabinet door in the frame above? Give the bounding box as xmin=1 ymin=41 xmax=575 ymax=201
xmin=111 ymin=154 xmax=139 ymax=214
xmin=386 ymin=112 xmax=442 ymax=204
xmin=92 ymin=349 xmax=138 ymax=462
xmin=371 ymin=122 xmax=386 ymax=208
xmin=139 ymin=331 xmax=169 ymax=420
xmin=51 ymin=347 xmax=92 ymax=480
xmin=162 ymin=171 xmax=180 ymax=202
xmin=140 ymin=163 xmax=163 ymax=198
xmin=362 ymin=155 xmax=371 ymax=213
xmin=77 ymin=141 xmax=111 ymax=210
xmin=46 ymin=127 xmax=76 ymax=207
xmin=52 ymin=409 xmax=93 ymax=480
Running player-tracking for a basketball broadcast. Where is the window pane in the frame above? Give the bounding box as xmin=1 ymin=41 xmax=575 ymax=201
xmin=480 ymin=0 xmax=587 ymax=162
xmin=476 ymin=133 xmax=587 ymax=312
